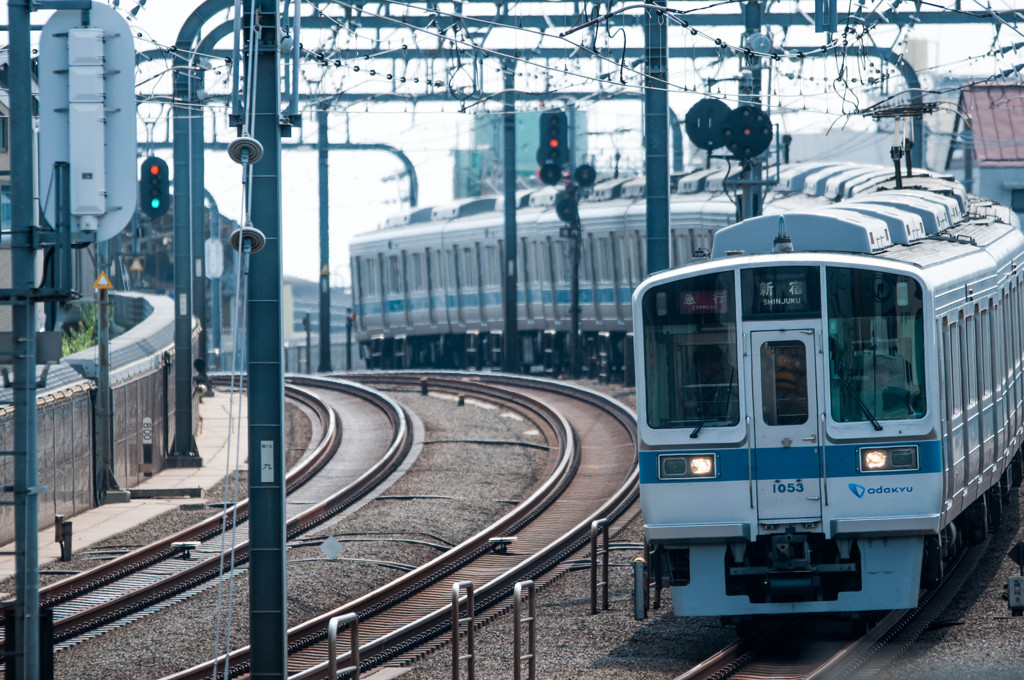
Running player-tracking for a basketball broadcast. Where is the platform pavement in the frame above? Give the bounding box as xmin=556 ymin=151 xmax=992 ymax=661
xmin=0 ymin=390 xmax=248 ymax=584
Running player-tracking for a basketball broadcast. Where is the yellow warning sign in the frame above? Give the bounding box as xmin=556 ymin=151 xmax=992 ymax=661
xmin=93 ymin=270 xmax=114 ymax=290
xmin=320 ymin=263 xmax=330 ymax=276
xmin=129 ymin=257 xmax=144 ymax=272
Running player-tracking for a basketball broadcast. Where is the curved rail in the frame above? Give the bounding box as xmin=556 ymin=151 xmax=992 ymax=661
xmin=167 ymin=372 xmax=639 ymax=680
xmin=26 ymin=378 xmax=410 ymax=646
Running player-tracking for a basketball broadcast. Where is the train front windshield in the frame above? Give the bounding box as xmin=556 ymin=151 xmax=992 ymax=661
xmin=641 ymin=271 xmax=739 ymax=429
xmin=826 ymin=267 xmax=926 ymax=422
xmin=640 ymin=265 xmax=926 ymax=430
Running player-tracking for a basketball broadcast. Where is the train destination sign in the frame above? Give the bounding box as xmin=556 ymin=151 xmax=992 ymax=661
xmin=680 ymin=290 xmax=728 ymax=315
xmin=741 ymin=266 xmax=821 ymax=318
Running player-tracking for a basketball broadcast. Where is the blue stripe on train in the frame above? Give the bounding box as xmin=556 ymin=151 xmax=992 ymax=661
xmin=639 ymin=440 xmax=941 ymax=484
xmin=360 ymin=285 xmax=630 ymax=319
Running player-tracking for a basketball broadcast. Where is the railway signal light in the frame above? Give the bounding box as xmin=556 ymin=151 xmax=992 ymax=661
xmin=537 ymin=111 xmax=569 ymax=186
xmin=555 ymin=192 xmax=579 ymax=224
xmin=139 ymin=156 xmax=170 ymax=218
xmin=574 ymin=164 xmax=597 ymax=188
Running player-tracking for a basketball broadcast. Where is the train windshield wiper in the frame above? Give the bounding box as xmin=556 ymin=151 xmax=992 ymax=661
xmin=690 ymin=368 xmax=736 ymax=439
xmin=837 ymin=375 xmax=883 ymax=431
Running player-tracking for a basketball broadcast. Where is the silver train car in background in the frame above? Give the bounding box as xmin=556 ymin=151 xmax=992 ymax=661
xmin=633 ymin=172 xmax=1024 ymax=616
xmin=348 ymin=162 xmax=911 ymax=375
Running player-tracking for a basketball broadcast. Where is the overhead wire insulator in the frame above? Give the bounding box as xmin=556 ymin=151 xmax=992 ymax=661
xmin=230 ymin=223 xmax=267 ymax=253
xmin=227 ymin=136 xmax=264 ymax=164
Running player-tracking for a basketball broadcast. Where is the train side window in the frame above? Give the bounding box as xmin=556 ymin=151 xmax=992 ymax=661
xmin=599 ymin=238 xmax=612 ymax=283
xmin=610 ymin=235 xmax=622 ymax=285
xmin=387 ymin=255 xmax=400 ymax=294
xmin=981 ymin=308 xmax=993 ymax=400
xmin=1014 ymin=284 xmax=1023 ymax=373
xmin=362 ymin=257 xmax=377 ymax=296
xmin=580 ymin=239 xmax=593 ymax=283
xmin=353 ymin=257 xmax=365 ymax=306
xmin=461 ymin=247 xmax=475 ymax=289
xmin=484 ymin=245 xmax=500 ymax=286
xmin=519 ymin=238 xmax=530 ymax=285
xmin=950 ymin=320 xmax=962 ymax=417
xmin=410 ymin=253 xmax=422 ymax=291
xmin=942 ymin=320 xmax=955 ymax=421
xmin=557 ymin=241 xmax=570 ymax=283
xmin=966 ymin=314 xmax=978 ymax=408
xmin=448 ymin=249 xmax=458 ymax=291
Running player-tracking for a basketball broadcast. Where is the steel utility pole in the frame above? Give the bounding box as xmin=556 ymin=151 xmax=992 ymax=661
xmin=318 ymin=107 xmax=332 ymax=372
xmin=738 ymin=0 xmax=765 ymax=221
xmin=644 ymin=0 xmax=670 ymax=275
xmin=170 ymin=26 xmax=199 ymax=464
xmin=8 ymin=3 xmax=40 ymax=676
xmin=502 ymin=60 xmax=519 ymax=373
xmin=245 ymin=2 xmax=288 ymax=676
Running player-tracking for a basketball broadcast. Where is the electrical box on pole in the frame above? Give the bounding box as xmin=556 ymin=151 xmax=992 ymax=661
xmin=39 ymin=2 xmax=137 ymax=243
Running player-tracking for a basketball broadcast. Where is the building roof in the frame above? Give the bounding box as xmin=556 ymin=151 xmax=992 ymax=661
xmin=961 ymin=85 xmax=1024 ymax=167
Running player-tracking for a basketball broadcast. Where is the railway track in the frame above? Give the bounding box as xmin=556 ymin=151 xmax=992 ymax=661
xmin=3 ymin=377 xmax=412 ymax=650
xmin=673 ymin=537 xmax=993 ymax=680
xmin=164 ymin=372 xmax=639 ymax=680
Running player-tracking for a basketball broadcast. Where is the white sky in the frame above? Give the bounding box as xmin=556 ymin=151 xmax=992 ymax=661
xmin=7 ymin=1 xmax=1023 ymax=284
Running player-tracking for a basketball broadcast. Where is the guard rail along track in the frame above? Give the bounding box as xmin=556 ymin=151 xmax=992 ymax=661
xmin=166 ymin=371 xmax=639 ymax=680
xmin=1 ymin=377 xmax=410 ymax=645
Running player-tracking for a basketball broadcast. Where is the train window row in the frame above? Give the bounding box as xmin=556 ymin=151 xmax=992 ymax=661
xmin=941 ymin=279 xmax=1024 ymax=466
xmin=356 ymin=231 xmax=658 ymax=300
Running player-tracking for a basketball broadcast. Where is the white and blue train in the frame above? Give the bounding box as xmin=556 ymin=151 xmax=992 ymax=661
xmin=348 ymin=164 xmax=881 ymax=374
xmin=633 ymin=172 xmax=1024 ymax=616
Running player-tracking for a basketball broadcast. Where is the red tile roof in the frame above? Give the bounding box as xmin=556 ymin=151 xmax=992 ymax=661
xmin=961 ymin=85 xmax=1024 ymax=167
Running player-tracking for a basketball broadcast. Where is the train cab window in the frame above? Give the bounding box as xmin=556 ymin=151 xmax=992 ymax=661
xmin=826 ymin=267 xmax=926 ymax=422
xmin=760 ymin=341 xmax=809 ymax=425
xmin=640 ymin=271 xmax=739 ymax=429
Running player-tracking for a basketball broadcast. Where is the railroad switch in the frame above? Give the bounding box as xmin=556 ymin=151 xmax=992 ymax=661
xmin=489 ymin=537 xmax=516 ymax=554
xmin=172 ymin=541 xmax=201 ymax=559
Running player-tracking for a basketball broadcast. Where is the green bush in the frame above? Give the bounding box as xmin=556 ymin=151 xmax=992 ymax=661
xmin=62 ymin=304 xmax=99 ymax=356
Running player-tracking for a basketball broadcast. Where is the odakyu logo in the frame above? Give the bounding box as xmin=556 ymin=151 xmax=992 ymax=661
xmin=849 ymin=483 xmax=913 ymax=498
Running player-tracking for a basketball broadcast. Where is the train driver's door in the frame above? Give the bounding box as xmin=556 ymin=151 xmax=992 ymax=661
xmin=750 ymin=330 xmax=823 ymax=524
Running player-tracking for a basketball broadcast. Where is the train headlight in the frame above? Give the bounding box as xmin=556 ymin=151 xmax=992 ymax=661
xmin=658 ymin=453 xmax=717 ymax=479
xmin=858 ymin=445 xmax=919 ymax=473
xmin=690 ymin=456 xmax=714 ymax=476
